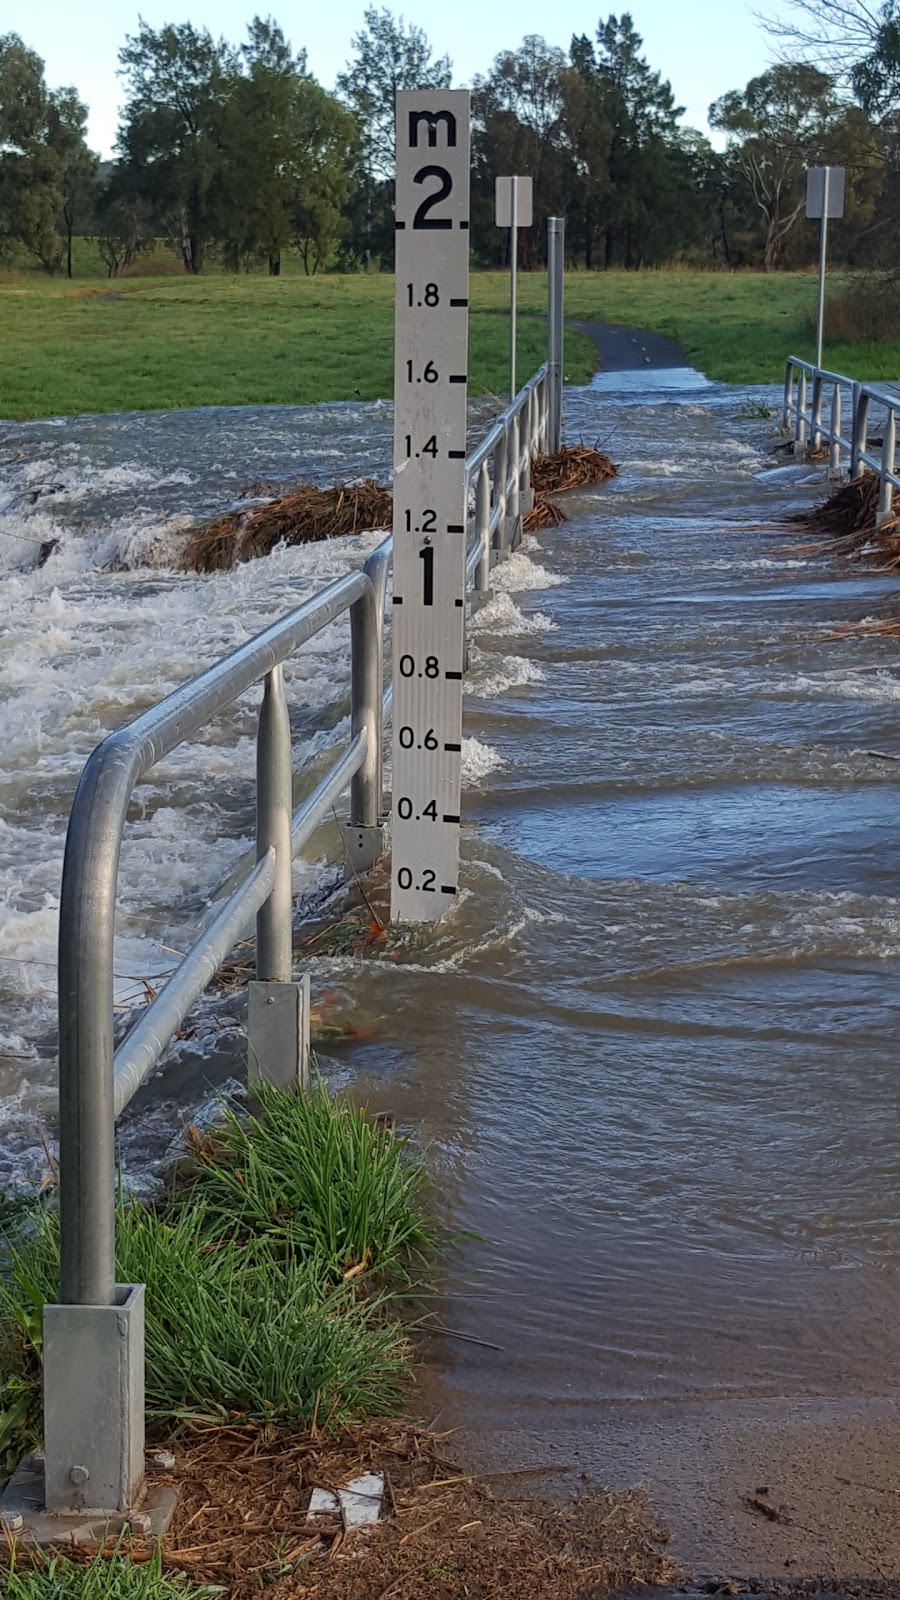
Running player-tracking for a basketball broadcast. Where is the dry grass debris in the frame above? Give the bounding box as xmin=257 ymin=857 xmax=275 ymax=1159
xmin=530 ymin=447 xmax=617 ymax=495
xmin=183 ymin=481 xmax=393 ymax=573
xmin=36 ymin=1422 xmax=679 ymax=1600
xmin=523 ymin=446 xmax=617 ymax=534
xmin=178 ymin=447 xmax=617 ymax=573
xmin=785 ymin=472 xmax=900 ymax=568
xmin=786 ymin=471 xmax=900 ymax=639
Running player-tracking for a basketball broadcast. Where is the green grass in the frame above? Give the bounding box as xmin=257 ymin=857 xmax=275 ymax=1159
xmin=0 ymin=270 xmax=595 ymax=420
xmin=0 ymin=1083 xmax=433 ymax=1470
xmin=5 ymin=1546 xmax=219 ymax=1600
xmin=496 ymin=269 xmax=900 ymax=388
xmin=2 ymin=263 xmax=897 ymax=422
xmin=176 ymin=1080 xmax=435 ymax=1284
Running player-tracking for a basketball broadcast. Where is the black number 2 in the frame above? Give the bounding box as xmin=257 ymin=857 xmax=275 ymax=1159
xmin=413 ymin=165 xmax=452 ymax=229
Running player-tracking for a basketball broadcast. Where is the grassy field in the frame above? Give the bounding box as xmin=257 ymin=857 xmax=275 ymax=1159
xmin=1 ymin=261 xmax=898 ymax=421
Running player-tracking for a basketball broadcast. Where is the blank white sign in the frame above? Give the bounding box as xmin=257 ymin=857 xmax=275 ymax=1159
xmin=806 ymin=167 xmax=845 ymax=219
xmin=495 ymin=175 xmax=533 ymax=229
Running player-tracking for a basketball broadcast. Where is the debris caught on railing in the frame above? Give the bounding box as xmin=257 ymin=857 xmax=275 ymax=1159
xmin=524 ymin=446 xmax=617 ymax=532
xmin=784 ymin=469 xmax=900 ymax=637
xmin=789 ymin=469 xmax=896 ymax=542
xmin=183 ymin=481 xmax=394 ymax=573
xmin=176 ymin=446 xmax=618 ymax=573
xmin=530 ymin=446 xmax=617 ymax=494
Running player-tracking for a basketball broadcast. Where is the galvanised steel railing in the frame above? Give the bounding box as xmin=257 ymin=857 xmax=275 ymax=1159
xmin=29 ymin=344 xmax=558 ymax=1534
xmin=783 ymin=357 xmax=900 ymax=525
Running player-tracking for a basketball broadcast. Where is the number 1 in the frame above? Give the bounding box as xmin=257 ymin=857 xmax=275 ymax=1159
xmin=419 ymin=545 xmax=434 ymax=606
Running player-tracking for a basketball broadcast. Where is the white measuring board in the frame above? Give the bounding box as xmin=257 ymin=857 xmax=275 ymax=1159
xmin=390 ymin=89 xmax=471 ymax=923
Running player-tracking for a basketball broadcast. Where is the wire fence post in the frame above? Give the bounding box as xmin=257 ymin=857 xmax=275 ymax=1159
xmin=547 ymin=217 xmax=564 ymax=454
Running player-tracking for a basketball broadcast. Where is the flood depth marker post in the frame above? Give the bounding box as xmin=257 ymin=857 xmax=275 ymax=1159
xmin=391 ymin=90 xmax=471 ymax=924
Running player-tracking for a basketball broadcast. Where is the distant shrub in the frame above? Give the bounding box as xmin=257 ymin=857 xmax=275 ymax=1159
xmin=820 ymin=273 xmax=900 ymax=345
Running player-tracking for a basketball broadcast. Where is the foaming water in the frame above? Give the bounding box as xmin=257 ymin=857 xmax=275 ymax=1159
xmin=6 ymin=372 xmax=900 ymax=1427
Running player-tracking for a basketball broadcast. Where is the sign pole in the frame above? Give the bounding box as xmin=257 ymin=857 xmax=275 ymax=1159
xmin=390 ymin=90 xmax=471 ymax=925
xmin=815 ymin=165 xmax=830 ymax=371
xmin=495 ymin=177 xmax=532 ymax=405
xmin=509 ymin=184 xmax=518 ymax=403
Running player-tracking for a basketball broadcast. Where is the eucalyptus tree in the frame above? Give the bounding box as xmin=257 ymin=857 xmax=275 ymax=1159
xmin=46 ymin=88 xmax=97 ymax=276
xmin=117 ymin=20 xmax=236 ymax=274
xmin=0 ymin=34 xmax=96 ymax=272
xmin=710 ymin=64 xmax=842 ymax=269
xmin=337 ymin=7 xmax=451 ymax=264
xmin=471 ymin=36 xmax=568 ymax=264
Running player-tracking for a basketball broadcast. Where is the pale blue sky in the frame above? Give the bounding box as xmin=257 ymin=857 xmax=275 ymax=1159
xmin=20 ymin=0 xmax=788 ymax=157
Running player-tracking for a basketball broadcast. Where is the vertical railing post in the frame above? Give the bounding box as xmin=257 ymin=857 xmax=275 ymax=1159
xmin=877 ymin=409 xmax=896 ymax=528
xmin=828 ymin=385 xmax=842 ymax=479
xmin=811 ymin=373 xmax=824 ymax=452
xmin=474 ymin=463 xmax=491 ymax=593
xmin=521 ymin=393 xmax=535 ymax=517
xmin=547 ymin=217 xmax=564 ymax=455
xmin=341 ymin=561 xmax=387 ymax=874
xmin=783 ymin=361 xmax=793 ymax=431
xmin=494 ymin=430 xmax=509 ymax=557
xmin=255 ymin=665 xmax=293 ymax=985
xmin=797 ymin=371 xmax=808 ymax=451
xmin=249 ymin=665 xmax=308 ymax=1090
xmin=851 ymin=384 xmax=867 ymax=479
xmin=350 ymin=581 xmax=382 ymax=829
xmin=42 ymin=756 xmax=145 ymax=1520
xmin=508 ymin=410 xmax=521 ymax=551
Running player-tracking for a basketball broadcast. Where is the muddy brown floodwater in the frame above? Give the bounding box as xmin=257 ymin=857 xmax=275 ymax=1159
xmin=344 ymin=367 xmax=900 ymax=1580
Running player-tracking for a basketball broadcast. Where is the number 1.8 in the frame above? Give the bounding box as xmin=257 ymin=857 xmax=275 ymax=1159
xmin=406 ymin=283 xmax=440 ymax=306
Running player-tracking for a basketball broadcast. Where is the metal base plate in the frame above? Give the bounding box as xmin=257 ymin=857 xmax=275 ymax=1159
xmin=340 ymin=821 xmax=388 ymax=876
xmin=0 ymin=1456 xmax=177 ymax=1545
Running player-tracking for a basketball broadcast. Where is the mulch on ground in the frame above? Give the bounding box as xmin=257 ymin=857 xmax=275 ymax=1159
xmin=178 ymin=448 xmax=618 ymax=573
xmin=61 ymin=1420 xmax=678 ymax=1599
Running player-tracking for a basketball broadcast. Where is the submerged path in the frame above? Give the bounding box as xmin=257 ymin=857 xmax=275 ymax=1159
xmin=570 ymin=317 xmax=686 ymax=372
xmin=4 ymin=349 xmax=900 ymax=1579
xmin=344 ymin=366 xmax=900 ymax=1580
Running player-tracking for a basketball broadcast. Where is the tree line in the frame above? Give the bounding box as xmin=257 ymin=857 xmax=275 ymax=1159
xmin=1 ymin=3 xmax=897 ymax=278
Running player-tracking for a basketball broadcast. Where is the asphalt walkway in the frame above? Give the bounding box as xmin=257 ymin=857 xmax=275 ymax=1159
xmin=570 ymin=318 xmax=687 ymax=371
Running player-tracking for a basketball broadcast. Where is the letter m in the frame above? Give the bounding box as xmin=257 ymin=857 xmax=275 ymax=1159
xmin=408 ymin=109 xmax=457 ymax=149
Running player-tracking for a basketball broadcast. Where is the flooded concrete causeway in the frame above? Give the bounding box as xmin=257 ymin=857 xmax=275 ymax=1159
xmin=4 ymin=368 xmax=900 ymax=1575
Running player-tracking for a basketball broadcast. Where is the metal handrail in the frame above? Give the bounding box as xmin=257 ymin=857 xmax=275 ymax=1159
xmin=784 ymin=357 xmax=900 ymax=522
xmin=38 ymin=216 xmax=567 ymax=1530
xmin=57 ymin=363 xmax=553 ymax=1310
